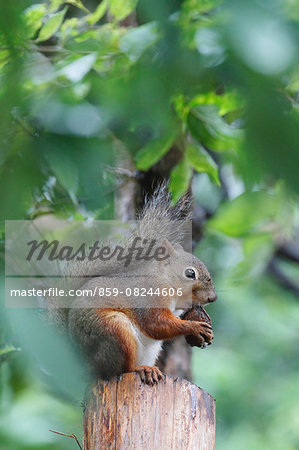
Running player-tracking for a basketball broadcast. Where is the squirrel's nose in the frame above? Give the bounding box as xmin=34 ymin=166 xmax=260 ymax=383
xmin=207 ymin=292 xmax=217 ymax=303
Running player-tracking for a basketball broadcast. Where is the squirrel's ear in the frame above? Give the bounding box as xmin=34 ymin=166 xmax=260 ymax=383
xmin=173 ymin=243 xmax=184 ymax=252
xmin=161 ymin=239 xmax=176 ymax=256
xmin=157 ymin=239 xmax=173 ymax=269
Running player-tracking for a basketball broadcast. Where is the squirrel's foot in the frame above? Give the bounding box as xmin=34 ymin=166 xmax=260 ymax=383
xmin=134 ymin=366 xmax=165 ymax=385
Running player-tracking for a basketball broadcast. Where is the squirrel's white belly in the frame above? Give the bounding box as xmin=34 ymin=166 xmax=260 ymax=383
xmin=129 ymin=323 xmax=162 ymax=367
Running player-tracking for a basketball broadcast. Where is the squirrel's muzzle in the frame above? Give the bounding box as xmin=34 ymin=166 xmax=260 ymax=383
xmin=207 ymin=291 xmax=217 ymax=303
xmin=192 ymin=287 xmax=217 ymax=305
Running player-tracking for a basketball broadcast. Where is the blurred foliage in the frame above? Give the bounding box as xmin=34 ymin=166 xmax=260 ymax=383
xmin=0 ymin=0 xmax=298 ymax=449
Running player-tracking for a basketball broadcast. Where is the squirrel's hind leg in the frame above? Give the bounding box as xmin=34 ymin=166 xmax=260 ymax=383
xmin=68 ymin=308 xmax=138 ymax=380
xmin=68 ymin=307 xmax=166 ymax=384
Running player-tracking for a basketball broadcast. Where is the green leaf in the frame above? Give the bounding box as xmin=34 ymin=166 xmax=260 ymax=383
xmin=233 ymin=233 xmax=275 ymax=280
xmin=188 ymin=104 xmax=242 ymax=152
xmin=192 ymin=105 xmax=239 ymax=139
xmin=109 ymin=0 xmax=138 ymax=20
xmin=243 ymin=233 xmax=274 ymax=259
xmin=60 ymin=17 xmax=79 ymax=39
xmin=0 ymin=345 xmax=20 ymax=363
xmin=37 ymin=7 xmax=68 ymax=42
xmin=87 ymin=0 xmax=108 ymax=25
xmin=67 ymin=0 xmax=89 ymax=13
xmin=135 ymin=131 xmax=176 ymax=171
xmin=0 ymin=345 xmax=19 ymax=356
xmin=49 ymin=0 xmax=65 ymax=12
xmin=59 ymin=54 xmax=96 ymax=82
xmin=23 ymin=3 xmax=47 ymax=39
xmin=49 ymin=0 xmax=89 ymax=13
xmin=47 ymin=150 xmax=79 ymax=199
xmin=169 ymin=157 xmax=193 ymax=203
xmin=287 ymin=67 xmax=299 ymax=93
xmin=186 ymin=143 xmax=220 ymax=186
xmin=119 ymin=22 xmax=158 ymax=61
xmin=0 ymin=49 xmax=9 ymax=69
xmin=190 ymin=91 xmax=245 ymax=116
xmin=208 ymin=191 xmax=280 ymax=237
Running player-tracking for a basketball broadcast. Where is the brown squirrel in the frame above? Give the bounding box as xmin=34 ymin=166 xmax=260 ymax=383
xmin=49 ymin=185 xmax=217 ymax=385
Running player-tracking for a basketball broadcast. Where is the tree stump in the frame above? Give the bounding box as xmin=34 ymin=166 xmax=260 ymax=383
xmin=83 ymin=373 xmax=216 ymax=450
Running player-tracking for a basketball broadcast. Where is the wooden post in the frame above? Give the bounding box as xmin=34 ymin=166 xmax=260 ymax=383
xmin=83 ymin=373 xmax=216 ymax=450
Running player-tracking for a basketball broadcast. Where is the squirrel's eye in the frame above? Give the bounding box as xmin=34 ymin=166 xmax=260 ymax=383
xmin=185 ymin=268 xmax=196 ymax=280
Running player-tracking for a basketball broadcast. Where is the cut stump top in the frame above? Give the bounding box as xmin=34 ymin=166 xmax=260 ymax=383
xmin=84 ymin=373 xmax=216 ymax=450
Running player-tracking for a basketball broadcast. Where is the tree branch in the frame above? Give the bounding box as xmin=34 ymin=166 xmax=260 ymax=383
xmin=267 ymin=259 xmax=299 ymax=297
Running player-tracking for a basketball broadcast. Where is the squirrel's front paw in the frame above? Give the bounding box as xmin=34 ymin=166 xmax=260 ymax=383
xmin=194 ymin=322 xmax=214 ymax=347
xmin=134 ymin=366 xmax=165 ymax=385
xmin=182 ymin=306 xmax=214 ymax=348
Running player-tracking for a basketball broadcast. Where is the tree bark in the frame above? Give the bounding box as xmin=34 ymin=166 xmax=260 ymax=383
xmin=83 ymin=373 xmax=216 ymax=450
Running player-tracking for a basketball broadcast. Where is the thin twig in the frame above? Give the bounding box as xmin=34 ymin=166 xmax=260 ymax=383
xmin=49 ymin=430 xmax=83 ymax=450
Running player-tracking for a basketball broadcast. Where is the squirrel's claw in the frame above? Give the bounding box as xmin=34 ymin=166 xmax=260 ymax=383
xmin=198 ymin=322 xmax=213 ymax=331
xmin=134 ymin=366 xmax=164 ymax=385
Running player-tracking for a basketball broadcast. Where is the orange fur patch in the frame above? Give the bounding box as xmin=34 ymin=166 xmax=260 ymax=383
xmin=94 ymin=308 xmax=138 ymax=372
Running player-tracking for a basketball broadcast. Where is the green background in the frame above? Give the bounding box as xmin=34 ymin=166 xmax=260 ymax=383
xmin=0 ymin=1 xmax=298 ymax=449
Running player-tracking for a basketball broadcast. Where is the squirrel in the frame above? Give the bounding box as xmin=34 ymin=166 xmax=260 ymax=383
xmin=48 ymin=184 xmax=217 ymax=385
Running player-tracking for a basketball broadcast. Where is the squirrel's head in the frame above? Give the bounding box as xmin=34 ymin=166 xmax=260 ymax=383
xmin=158 ymin=239 xmax=217 ymax=307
